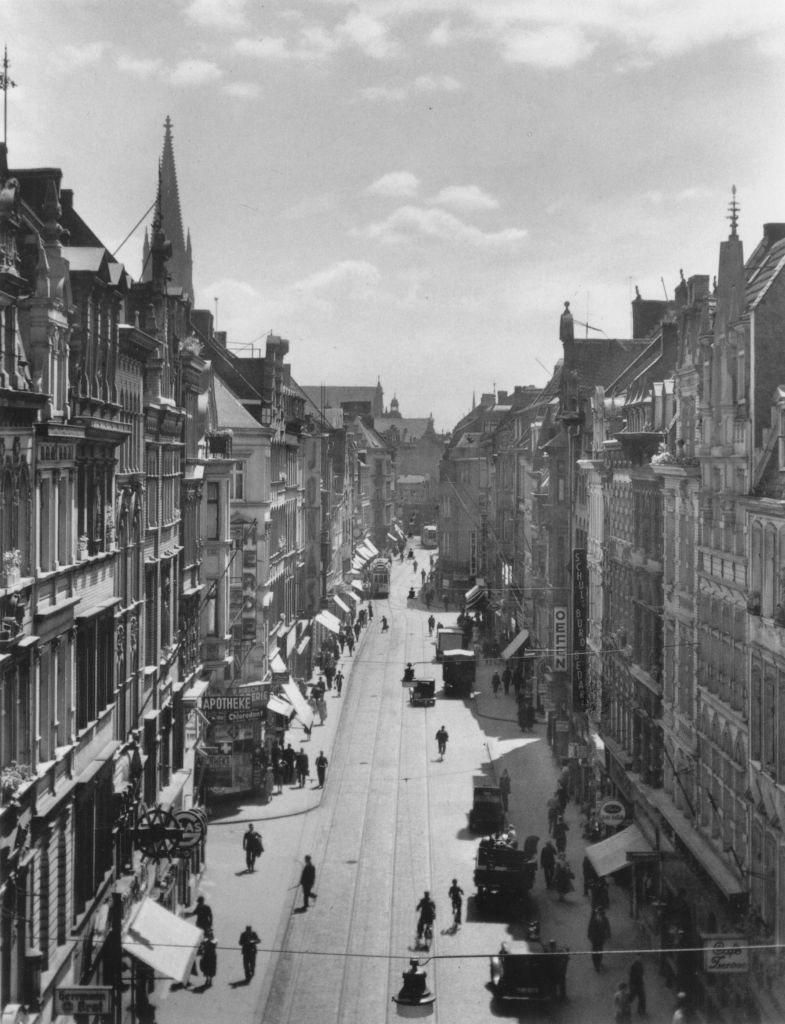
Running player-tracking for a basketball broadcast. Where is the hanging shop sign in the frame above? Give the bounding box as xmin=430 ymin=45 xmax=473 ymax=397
xmin=702 ymin=935 xmax=749 ymax=973
xmin=599 ymin=799 xmax=627 ymax=827
xmin=553 ymin=607 xmax=567 ymax=671
xmin=55 ymin=988 xmax=113 ymax=1016
xmin=572 ymin=549 xmax=588 ymax=710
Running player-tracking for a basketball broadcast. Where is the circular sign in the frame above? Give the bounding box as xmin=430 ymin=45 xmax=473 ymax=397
xmin=599 ymin=799 xmax=626 ymax=826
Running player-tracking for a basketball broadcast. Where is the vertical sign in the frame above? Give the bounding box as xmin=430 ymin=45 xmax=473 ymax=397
xmin=573 ymin=548 xmax=588 ymax=710
xmin=553 ymin=607 xmax=567 ymax=671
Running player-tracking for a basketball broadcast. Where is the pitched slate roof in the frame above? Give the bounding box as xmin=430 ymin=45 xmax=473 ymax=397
xmin=301 ymin=386 xmax=378 ymax=410
xmin=375 ymin=416 xmax=433 ymax=440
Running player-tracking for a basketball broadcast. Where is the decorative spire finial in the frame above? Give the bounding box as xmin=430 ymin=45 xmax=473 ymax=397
xmin=1 ymin=46 xmax=18 ymax=149
xmin=727 ymin=184 xmax=739 ymax=238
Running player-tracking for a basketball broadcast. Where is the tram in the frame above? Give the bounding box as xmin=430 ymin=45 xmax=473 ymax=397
xmin=421 ymin=524 xmax=438 ymax=549
xmin=369 ymin=557 xmax=391 ymax=598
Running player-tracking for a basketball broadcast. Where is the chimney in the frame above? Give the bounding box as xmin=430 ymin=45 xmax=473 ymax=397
xmin=497 ymin=390 xmax=508 ymax=404
xmin=214 ymin=331 xmax=227 ymax=348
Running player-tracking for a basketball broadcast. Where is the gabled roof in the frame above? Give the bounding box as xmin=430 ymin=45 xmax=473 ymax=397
xmin=746 ymin=237 xmax=785 ymax=313
xmin=375 ymin=416 xmax=434 ymax=439
xmin=213 ymin=376 xmax=263 ymax=431
xmin=566 ymin=338 xmax=652 ymax=397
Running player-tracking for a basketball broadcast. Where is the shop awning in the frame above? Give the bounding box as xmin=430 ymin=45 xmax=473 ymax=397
xmin=356 ymin=543 xmax=375 ymax=561
xmin=351 ymin=554 xmax=368 ymax=571
xmin=282 ymin=680 xmax=314 ymax=730
xmin=387 ymin=532 xmax=397 ymax=542
xmin=315 ymin=610 xmax=342 ymax=634
xmin=501 ymin=629 xmax=530 ymax=660
xmin=123 ymin=898 xmax=203 ymax=985
xmin=585 ymin=824 xmax=654 ymax=877
xmin=332 ymin=595 xmax=350 ymax=614
xmin=351 ymin=579 xmax=366 ymax=593
xmin=269 ymin=650 xmax=288 ymax=674
xmin=342 ymin=589 xmax=360 ymax=604
xmin=267 ymin=694 xmax=294 ymax=718
xmin=465 ymin=584 xmax=486 ymax=609
xmin=296 ymin=634 xmax=311 ymax=655
xmin=364 ymin=540 xmax=380 ymax=557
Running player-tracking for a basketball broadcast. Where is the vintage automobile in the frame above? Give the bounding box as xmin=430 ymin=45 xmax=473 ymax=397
xmin=474 ymin=834 xmax=539 ymax=909
xmin=409 ymin=679 xmax=436 ymax=708
xmin=434 ymin=626 xmax=465 ymax=661
xmin=468 ymin=777 xmax=505 ymax=833
xmin=489 ymin=939 xmax=552 ymax=1003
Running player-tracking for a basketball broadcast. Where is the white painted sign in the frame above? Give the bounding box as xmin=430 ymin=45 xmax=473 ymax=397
xmin=554 ymin=607 xmax=568 ymax=671
xmin=703 ymin=936 xmax=749 ymax=973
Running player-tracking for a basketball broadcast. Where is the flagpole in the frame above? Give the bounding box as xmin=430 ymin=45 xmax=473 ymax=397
xmin=1 ymin=46 xmax=17 ymax=148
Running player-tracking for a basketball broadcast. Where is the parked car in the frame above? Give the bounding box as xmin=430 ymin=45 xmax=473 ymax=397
xmin=468 ymin=778 xmax=505 ymax=833
xmin=489 ymin=939 xmax=552 ymax=1004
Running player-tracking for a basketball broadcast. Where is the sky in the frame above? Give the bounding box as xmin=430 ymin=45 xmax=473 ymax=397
xmin=4 ymin=1 xmax=785 ymax=432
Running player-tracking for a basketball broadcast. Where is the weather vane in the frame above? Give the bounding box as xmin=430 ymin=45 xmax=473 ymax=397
xmin=0 ymin=47 xmax=17 ymax=147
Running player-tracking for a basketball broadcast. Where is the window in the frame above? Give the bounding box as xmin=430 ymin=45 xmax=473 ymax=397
xmin=206 ymin=482 xmax=220 ymax=540
xmin=231 ymin=461 xmax=245 ymax=500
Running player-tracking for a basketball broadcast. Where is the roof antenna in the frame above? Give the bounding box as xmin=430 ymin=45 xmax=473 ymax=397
xmin=1 ymin=46 xmax=17 ymax=149
xmin=660 ymin=277 xmax=668 ymax=300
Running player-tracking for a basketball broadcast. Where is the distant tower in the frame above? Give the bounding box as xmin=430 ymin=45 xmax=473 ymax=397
xmin=389 ymin=394 xmax=401 ymax=418
xmin=141 ymin=116 xmax=193 ymax=302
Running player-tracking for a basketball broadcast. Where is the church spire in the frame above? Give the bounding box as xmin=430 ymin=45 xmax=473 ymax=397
xmin=142 ymin=116 xmax=194 ymax=301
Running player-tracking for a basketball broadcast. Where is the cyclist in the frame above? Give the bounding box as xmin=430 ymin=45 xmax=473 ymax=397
xmin=448 ymin=879 xmax=464 ymax=927
xmin=416 ymin=891 xmax=436 ymax=946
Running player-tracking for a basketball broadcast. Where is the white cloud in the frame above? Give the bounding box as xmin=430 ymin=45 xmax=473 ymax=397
xmin=185 ymin=0 xmax=247 ymax=31
xmin=432 ymin=185 xmax=499 ymax=212
xmin=169 ymin=60 xmax=222 ymax=87
xmin=117 ymin=55 xmax=162 ymax=78
xmin=235 ymin=36 xmax=292 ymax=60
xmin=362 ymin=73 xmax=461 ymax=101
xmin=338 ymin=11 xmax=398 ymax=59
xmin=367 ymin=172 xmax=420 ymax=198
xmin=293 ymin=260 xmax=381 ymax=300
xmin=413 ymin=73 xmax=461 ymax=92
xmin=501 ymin=24 xmax=595 ymax=67
xmin=63 ymin=41 xmax=108 ymax=67
xmin=361 ymin=205 xmax=527 ymax=250
xmin=223 ymin=81 xmax=260 ymax=99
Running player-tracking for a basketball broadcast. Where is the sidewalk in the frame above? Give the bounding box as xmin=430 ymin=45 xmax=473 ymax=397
xmin=145 ymin=619 xmax=372 ymax=1024
xmin=471 ymin=654 xmax=690 ymax=1022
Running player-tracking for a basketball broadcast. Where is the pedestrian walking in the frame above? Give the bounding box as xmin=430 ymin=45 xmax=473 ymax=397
xmin=413 ymin=559 xmax=418 ymax=574
xmin=199 ymin=937 xmax=217 ymax=988
xmin=335 ymin=670 xmax=344 ymax=696
xmin=587 ymin=906 xmax=611 ymax=971
xmin=553 ymin=815 xmax=569 ymax=853
xmin=501 ymin=666 xmax=512 ymax=695
xmin=491 ymin=671 xmax=501 ymax=696
xmin=546 ymin=940 xmax=570 ymax=1000
xmin=242 ymin=823 xmax=264 ymax=871
xmin=583 ymin=853 xmax=598 ymax=896
xmin=368 ymin=601 xmax=373 ymax=620
xmin=346 ymin=631 xmax=354 ymax=655
xmin=553 ymin=853 xmax=575 ymax=900
xmin=239 ymin=925 xmax=260 ymax=983
xmin=353 ymin=621 xmax=361 ymax=641
xmin=324 ymin=663 xmax=334 ymax=690
xmin=498 ymin=768 xmax=512 ymax=813
xmin=273 ymin=755 xmax=284 ymax=795
xmin=295 ymin=747 xmax=309 ymax=787
xmin=435 ymin=725 xmax=449 ymax=759
xmin=628 ymin=956 xmax=647 ymax=1016
xmin=315 ymin=750 xmax=328 ymax=788
xmin=421 ymin=568 xmax=426 ymax=584
xmin=380 ymin=616 xmax=389 ymax=632
xmin=416 ymin=891 xmax=436 ymax=942
xmin=448 ymin=879 xmax=464 ymax=927
xmin=300 ymin=855 xmax=317 ymax=909
xmin=614 ymin=981 xmax=633 ymax=1023
xmin=316 ymin=696 xmax=327 ymax=724
xmin=427 ymin=614 xmax=435 ymax=636
xmin=671 ymin=991 xmax=691 ymax=1024
xmin=283 ymin=743 xmax=296 ymax=785
xmin=540 ymin=840 xmax=556 ymax=889
xmin=338 ymin=631 xmax=346 ymax=653
xmin=185 ymin=895 xmax=213 ymax=932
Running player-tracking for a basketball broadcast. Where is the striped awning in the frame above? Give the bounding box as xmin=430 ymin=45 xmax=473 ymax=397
xmin=315 ymin=610 xmax=342 ymax=634
xmin=501 ymin=629 xmax=530 ymax=660
xmin=332 ymin=595 xmax=350 ymax=614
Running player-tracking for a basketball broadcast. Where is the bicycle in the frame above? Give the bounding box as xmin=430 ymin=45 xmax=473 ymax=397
xmin=420 ymin=919 xmax=433 ymax=950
